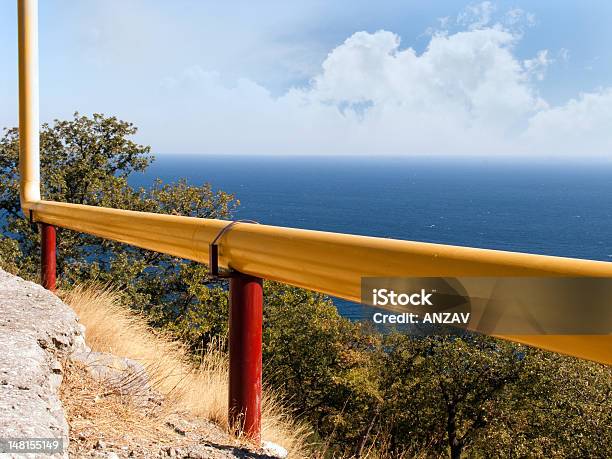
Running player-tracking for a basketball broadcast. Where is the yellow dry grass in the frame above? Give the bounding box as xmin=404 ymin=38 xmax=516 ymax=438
xmin=60 ymin=359 xmax=183 ymax=454
xmin=61 ymin=285 xmax=312 ymax=458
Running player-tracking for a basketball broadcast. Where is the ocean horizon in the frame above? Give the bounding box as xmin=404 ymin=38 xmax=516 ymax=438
xmin=130 ymin=155 xmax=612 ymax=320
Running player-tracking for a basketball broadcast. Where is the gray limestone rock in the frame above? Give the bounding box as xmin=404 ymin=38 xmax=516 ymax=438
xmin=0 ymin=268 xmax=87 ymax=458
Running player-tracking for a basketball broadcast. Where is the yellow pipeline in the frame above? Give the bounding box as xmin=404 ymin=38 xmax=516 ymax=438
xmin=27 ymin=200 xmax=612 ymax=364
xmin=17 ymin=0 xmax=612 ymax=365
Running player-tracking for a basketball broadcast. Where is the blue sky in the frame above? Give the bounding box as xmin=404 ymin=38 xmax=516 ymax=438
xmin=1 ymin=1 xmax=611 ymax=157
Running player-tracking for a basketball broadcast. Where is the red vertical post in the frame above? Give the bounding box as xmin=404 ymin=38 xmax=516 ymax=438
xmin=40 ymin=223 xmax=56 ymax=291
xmin=228 ymin=272 xmax=263 ymax=444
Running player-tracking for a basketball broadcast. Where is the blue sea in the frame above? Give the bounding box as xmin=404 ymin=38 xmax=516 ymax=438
xmin=130 ymin=155 xmax=612 ymax=320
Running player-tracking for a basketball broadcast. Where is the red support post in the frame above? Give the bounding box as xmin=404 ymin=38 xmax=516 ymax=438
xmin=228 ymin=272 xmax=263 ymax=444
xmin=40 ymin=223 xmax=56 ymax=291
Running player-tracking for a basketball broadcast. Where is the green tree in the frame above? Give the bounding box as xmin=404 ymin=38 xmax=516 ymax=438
xmin=375 ymin=333 xmax=611 ymax=458
xmin=262 ymin=282 xmax=383 ymax=455
xmin=468 ymin=346 xmax=612 ymax=458
xmin=0 ymin=113 xmax=237 ymax=345
xmin=377 ymin=334 xmax=526 ymax=458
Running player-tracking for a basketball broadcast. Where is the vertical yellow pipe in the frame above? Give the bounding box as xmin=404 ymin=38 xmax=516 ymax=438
xmin=17 ymin=0 xmax=41 ymax=211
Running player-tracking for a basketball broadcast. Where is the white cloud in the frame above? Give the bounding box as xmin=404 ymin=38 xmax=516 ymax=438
xmin=523 ymin=89 xmax=612 ymax=156
xmin=457 ymin=2 xmax=496 ymax=30
xmin=558 ymin=48 xmax=570 ymax=63
xmin=524 ymin=50 xmax=552 ymax=81
xmin=504 ymin=8 xmax=536 ymax=28
xmin=303 ymin=29 xmax=543 ymax=132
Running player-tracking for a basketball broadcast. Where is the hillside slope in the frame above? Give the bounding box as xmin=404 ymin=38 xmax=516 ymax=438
xmin=0 ymin=269 xmax=299 ymax=458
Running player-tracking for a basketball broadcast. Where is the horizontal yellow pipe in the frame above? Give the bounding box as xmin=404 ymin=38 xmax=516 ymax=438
xmin=28 ymin=200 xmax=612 ymax=365
xmin=500 ymin=335 xmax=610 ymax=365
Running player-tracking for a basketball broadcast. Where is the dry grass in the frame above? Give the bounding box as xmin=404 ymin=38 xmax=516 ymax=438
xmin=61 ymin=285 xmax=312 ymax=458
xmin=60 ymin=359 xmax=182 ymax=455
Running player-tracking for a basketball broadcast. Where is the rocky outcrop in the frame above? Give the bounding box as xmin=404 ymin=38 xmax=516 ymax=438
xmin=0 ymin=269 xmax=88 ymax=459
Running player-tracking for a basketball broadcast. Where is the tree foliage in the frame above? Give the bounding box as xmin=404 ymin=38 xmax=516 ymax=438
xmin=1 ymin=114 xmax=610 ymax=458
xmin=0 ymin=114 xmax=237 ymax=338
